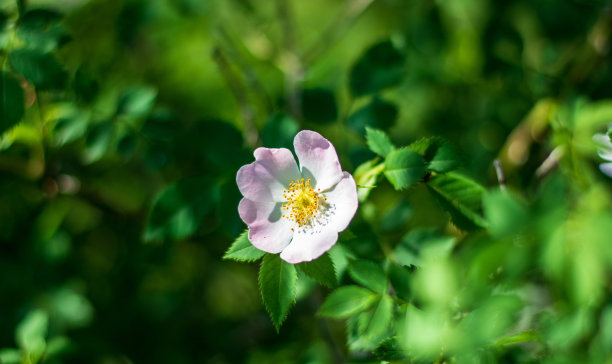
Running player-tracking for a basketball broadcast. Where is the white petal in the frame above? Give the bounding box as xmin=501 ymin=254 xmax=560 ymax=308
xmin=280 ymin=227 xmax=338 ymax=264
xmin=294 ymin=130 xmax=343 ymax=191
xmin=238 ymin=198 xmax=294 ymax=253
xmin=236 ymin=148 xmax=300 ymax=202
xmin=323 ymin=172 xmax=358 ymax=232
xmin=593 ymin=134 xmax=612 ymax=161
xmin=600 ymin=163 xmax=612 ymax=178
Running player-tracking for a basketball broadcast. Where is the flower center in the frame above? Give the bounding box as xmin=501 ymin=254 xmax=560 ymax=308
xmin=282 ymin=178 xmax=325 ymax=227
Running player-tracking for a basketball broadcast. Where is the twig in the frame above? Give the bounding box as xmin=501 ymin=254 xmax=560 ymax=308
xmin=493 ymin=159 xmax=506 ymax=192
xmin=211 ymin=47 xmax=259 ymax=148
xmin=276 ymin=0 xmax=303 ymax=119
xmin=535 ymin=146 xmax=564 ymax=179
xmin=303 ymin=0 xmax=376 ymax=65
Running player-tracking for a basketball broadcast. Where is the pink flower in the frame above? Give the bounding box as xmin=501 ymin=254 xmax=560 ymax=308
xmin=236 ymin=130 xmax=358 ymax=264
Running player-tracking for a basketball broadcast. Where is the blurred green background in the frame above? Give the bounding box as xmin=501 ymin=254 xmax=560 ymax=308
xmin=2 ymin=0 xmax=612 ymax=363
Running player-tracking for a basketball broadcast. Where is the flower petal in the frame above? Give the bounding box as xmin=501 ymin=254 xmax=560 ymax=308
xmin=600 ymin=162 xmax=612 ymax=178
xmin=236 ymin=148 xmax=300 ymax=202
xmin=323 ymin=172 xmax=358 ymax=232
xmin=593 ymin=133 xmax=612 ymax=161
xmin=294 ymin=130 xmax=343 ymax=191
xmin=279 ymin=227 xmax=338 ymax=264
xmin=238 ymin=198 xmax=294 ymax=253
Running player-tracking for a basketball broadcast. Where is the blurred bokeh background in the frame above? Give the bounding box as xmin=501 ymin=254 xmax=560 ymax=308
xmin=2 ymin=0 xmax=612 ymax=363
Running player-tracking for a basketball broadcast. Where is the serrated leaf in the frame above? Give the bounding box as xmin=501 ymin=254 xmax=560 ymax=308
xmin=350 ymin=41 xmax=405 ymax=97
xmin=362 ymin=294 xmax=394 ymax=343
xmin=9 ymin=49 xmax=67 ymax=90
xmin=318 ymin=285 xmax=378 ymax=319
xmin=409 ymin=137 xmax=459 ymax=173
xmin=427 ymin=173 xmax=487 ymax=230
xmin=259 ymin=254 xmax=298 ymax=331
xmin=297 ymin=253 xmax=337 ymax=287
xmin=388 ymin=263 xmax=413 ymax=302
xmin=223 ymin=230 xmax=265 ymax=262
xmin=144 ymin=177 xmax=216 ymax=242
xmin=373 ymin=337 xmax=407 ymax=361
xmin=348 ymin=260 xmax=387 ymax=293
xmin=0 ymin=72 xmax=25 ymax=135
xmin=384 ymin=148 xmax=427 ymax=190
xmin=365 ymin=127 xmax=394 ymax=157
xmin=17 ymin=9 xmax=68 ymax=52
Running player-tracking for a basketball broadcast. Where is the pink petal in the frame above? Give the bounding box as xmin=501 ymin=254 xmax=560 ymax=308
xmin=294 ymin=130 xmax=343 ymax=191
xmin=238 ymin=198 xmax=294 ymax=253
xmin=236 ymin=148 xmax=300 ymax=202
xmin=323 ymin=172 xmax=358 ymax=232
xmin=279 ymin=227 xmax=338 ymax=264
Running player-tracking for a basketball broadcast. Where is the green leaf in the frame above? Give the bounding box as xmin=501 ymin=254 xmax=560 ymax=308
xmin=483 ymin=189 xmax=528 ymax=238
xmin=365 ymin=127 xmax=394 ymax=157
xmin=362 ymin=294 xmax=394 ymax=343
xmin=384 ymin=148 xmax=427 ymax=190
xmin=348 ymin=97 xmax=398 ymax=134
xmin=83 ymin=122 xmax=113 ymax=163
xmin=297 ymin=253 xmax=337 ymax=288
xmin=388 ymin=263 xmax=414 ymax=301
xmin=0 ymin=348 xmax=22 ymax=364
xmin=409 ymin=137 xmax=459 ymax=173
xmin=0 ymin=72 xmax=25 ymax=135
xmin=259 ymin=254 xmax=298 ymax=331
xmin=301 ymin=88 xmax=338 ymax=124
xmin=17 ymin=9 xmax=68 ymax=52
xmin=427 ymin=172 xmax=487 ymax=230
xmin=116 ymin=86 xmax=157 ymax=118
xmin=350 ymin=40 xmax=405 ymax=97
xmin=9 ymin=49 xmax=68 ymax=90
xmin=223 ymin=230 xmax=265 ymax=262
xmin=262 ymin=113 xmax=299 ymax=149
xmin=353 ymin=158 xmax=384 ymax=202
xmin=379 ymin=199 xmax=412 ymax=232
xmin=144 ymin=177 xmax=216 ymax=243
xmin=318 ymin=285 xmax=378 ymax=319
xmin=373 ymin=337 xmax=407 ymax=361
xmin=348 ymin=260 xmax=387 ymax=293
xmin=16 ymin=310 xmax=48 ymax=358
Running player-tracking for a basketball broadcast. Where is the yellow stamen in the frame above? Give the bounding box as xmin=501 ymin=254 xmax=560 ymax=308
xmin=281 ymin=178 xmax=322 ymax=227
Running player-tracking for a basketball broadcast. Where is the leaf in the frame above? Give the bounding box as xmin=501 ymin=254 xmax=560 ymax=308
xmin=348 ymin=260 xmax=387 ymax=293
xmin=318 ymin=285 xmax=378 ymax=319
xmin=362 ymin=294 xmax=394 ymax=343
xmin=116 ymin=86 xmax=157 ymax=118
xmin=16 ymin=310 xmax=48 ymax=360
xmin=0 ymin=72 xmax=25 ymax=135
xmin=483 ymin=189 xmax=528 ymax=238
xmin=373 ymin=337 xmax=407 ymax=361
xmin=262 ymin=113 xmax=299 ymax=149
xmin=259 ymin=254 xmax=298 ymax=331
xmin=83 ymin=122 xmax=113 ymax=163
xmin=408 ymin=137 xmax=460 ymax=173
xmin=365 ymin=127 xmax=394 ymax=157
xmin=348 ymin=97 xmax=398 ymax=134
xmin=144 ymin=177 xmax=216 ymax=243
xmin=223 ymin=230 xmax=265 ymax=262
xmin=297 ymin=253 xmax=337 ymax=288
xmin=17 ymin=9 xmax=69 ymax=52
xmin=387 ymin=263 xmax=414 ymax=301
xmin=427 ymin=172 xmax=487 ymax=230
xmin=350 ymin=40 xmax=405 ymax=97
xmin=379 ymin=199 xmax=413 ymax=232
xmin=301 ymin=88 xmax=338 ymax=124
xmin=384 ymin=148 xmax=427 ymax=190
xmin=9 ymin=49 xmax=68 ymax=90
xmin=353 ymin=158 xmax=384 ymax=202
xmin=0 ymin=348 xmax=22 ymax=364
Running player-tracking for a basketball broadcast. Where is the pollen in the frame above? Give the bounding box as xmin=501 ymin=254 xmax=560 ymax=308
xmin=282 ymin=178 xmax=322 ymax=227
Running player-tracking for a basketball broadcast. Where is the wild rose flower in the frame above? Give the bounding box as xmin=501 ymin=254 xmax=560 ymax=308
xmin=593 ymin=127 xmax=612 ymax=178
xmin=236 ymin=130 xmax=358 ymax=264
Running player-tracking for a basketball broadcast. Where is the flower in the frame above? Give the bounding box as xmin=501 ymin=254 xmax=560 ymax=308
xmin=236 ymin=130 xmax=358 ymax=264
xmin=593 ymin=127 xmax=612 ymax=178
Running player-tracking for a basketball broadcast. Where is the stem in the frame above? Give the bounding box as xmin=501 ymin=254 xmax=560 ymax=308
xmin=211 ymin=47 xmax=259 ymax=148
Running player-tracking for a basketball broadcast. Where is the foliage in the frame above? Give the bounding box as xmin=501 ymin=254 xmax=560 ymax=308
xmin=1 ymin=0 xmax=612 ymax=363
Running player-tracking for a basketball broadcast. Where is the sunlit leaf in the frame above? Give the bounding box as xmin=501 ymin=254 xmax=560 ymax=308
xmin=365 ymin=127 xmax=394 ymax=157
xmin=223 ymin=230 xmax=265 ymax=262
xmin=318 ymin=285 xmax=378 ymax=319
xmin=384 ymin=148 xmax=427 ymax=190
xmin=259 ymin=254 xmax=298 ymax=331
